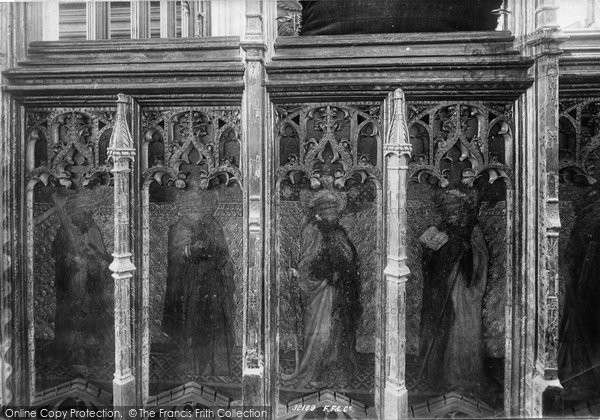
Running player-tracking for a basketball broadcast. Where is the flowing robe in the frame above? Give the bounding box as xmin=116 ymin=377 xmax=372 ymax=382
xmin=419 ymin=223 xmax=489 ymax=392
xmin=559 ymin=195 xmax=600 ymax=401
xmin=52 ymin=212 xmax=113 ymax=366
xmin=282 ymin=219 xmax=362 ymax=387
xmin=162 ymin=214 xmax=236 ymax=375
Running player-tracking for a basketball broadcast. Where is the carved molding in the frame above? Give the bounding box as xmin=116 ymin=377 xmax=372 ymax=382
xmin=33 ymin=379 xmax=112 ymax=408
xmin=146 ymin=381 xmax=233 ymax=409
xmin=267 ymin=32 xmax=534 ymax=101
xmin=278 ymin=389 xmax=373 ymax=420
xmin=410 ymin=392 xmax=496 ymax=419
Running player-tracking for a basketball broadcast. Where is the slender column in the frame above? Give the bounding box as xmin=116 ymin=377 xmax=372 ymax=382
xmin=108 ymin=94 xmax=137 ymax=409
xmin=1 ymin=3 xmax=38 ymax=406
xmin=181 ymin=1 xmax=196 ymax=38
xmin=380 ymin=89 xmax=412 ymax=419
xmin=241 ymin=0 xmax=265 ymax=406
xmin=196 ymin=1 xmax=210 ymax=36
xmin=509 ymin=0 xmax=563 ymax=416
xmin=0 ymin=3 xmax=15 ymax=407
xmin=533 ymin=0 xmax=563 ymax=413
xmin=159 ymin=1 xmax=177 ymax=38
xmin=131 ymin=1 xmax=151 ymax=39
xmin=86 ymin=2 xmax=109 ymax=40
xmin=240 ymin=0 xmax=275 ymax=408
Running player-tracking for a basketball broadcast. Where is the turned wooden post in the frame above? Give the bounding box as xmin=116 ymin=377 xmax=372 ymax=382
xmin=240 ymin=0 xmax=276 ymax=408
xmin=380 ymin=89 xmax=412 ymax=419
xmin=507 ymin=0 xmax=564 ymax=415
xmin=108 ymin=93 xmax=137 ymax=409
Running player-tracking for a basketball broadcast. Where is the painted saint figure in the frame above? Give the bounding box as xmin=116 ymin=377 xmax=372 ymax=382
xmin=559 ymin=187 xmax=600 ymax=403
xmin=162 ymin=194 xmax=236 ymax=376
xmin=418 ymin=188 xmax=489 ymax=393
xmin=51 ymin=196 xmax=113 ymax=367
xmin=282 ymin=189 xmax=362 ymax=388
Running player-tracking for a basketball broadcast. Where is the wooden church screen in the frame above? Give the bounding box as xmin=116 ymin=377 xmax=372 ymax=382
xmin=21 ymin=97 xmax=518 ymax=418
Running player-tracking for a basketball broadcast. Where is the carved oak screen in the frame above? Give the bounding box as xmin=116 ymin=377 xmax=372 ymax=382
xmin=274 ymin=104 xmax=383 ymax=418
xmin=404 ymin=102 xmax=514 ymax=418
xmin=26 ymin=108 xmax=116 ymax=398
xmin=557 ymin=99 xmax=600 ymax=416
xmin=140 ymin=107 xmax=243 ymax=405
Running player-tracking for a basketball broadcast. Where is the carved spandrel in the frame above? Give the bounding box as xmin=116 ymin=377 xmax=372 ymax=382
xmin=276 ymin=104 xmax=382 ymax=189
xmin=407 ymin=102 xmax=514 ymax=189
xmin=141 ymin=108 xmax=242 ymax=190
xmin=26 ymin=109 xmax=115 ymax=190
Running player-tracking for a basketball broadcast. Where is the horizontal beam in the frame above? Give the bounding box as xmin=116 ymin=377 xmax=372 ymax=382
xmin=559 ymin=31 xmax=600 ymax=97
xmin=267 ymin=32 xmax=534 ymax=100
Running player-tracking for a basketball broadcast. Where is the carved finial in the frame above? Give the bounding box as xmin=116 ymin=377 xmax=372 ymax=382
xmin=108 ymin=94 xmax=135 ymax=158
xmin=385 ymin=89 xmax=412 ymax=157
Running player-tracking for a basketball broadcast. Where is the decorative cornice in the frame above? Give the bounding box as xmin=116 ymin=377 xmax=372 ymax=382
xmin=3 ymin=38 xmax=245 ymax=98
xmin=267 ymin=32 xmax=534 ymax=101
xmin=383 ymin=144 xmax=412 ymax=156
xmin=514 ymin=27 xmax=565 ymax=49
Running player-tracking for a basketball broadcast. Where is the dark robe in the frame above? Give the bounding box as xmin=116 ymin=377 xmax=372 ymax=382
xmin=52 ymin=211 xmax=113 ymax=367
xmin=282 ymin=219 xmax=362 ymax=387
xmin=419 ymin=223 xmax=489 ymax=392
xmin=559 ymin=193 xmax=600 ymax=402
xmin=162 ymin=214 xmax=236 ymax=376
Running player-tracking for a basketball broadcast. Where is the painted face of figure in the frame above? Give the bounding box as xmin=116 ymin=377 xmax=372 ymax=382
xmin=443 ymin=202 xmax=477 ymax=228
xmin=315 ymin=202 xmax=339 ymax=223
xmin=71 ymin=210 xmax=94 ymax=232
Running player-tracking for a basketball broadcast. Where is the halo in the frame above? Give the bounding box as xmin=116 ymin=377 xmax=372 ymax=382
xmin=176 ymin=187 xmax=219 ymax=214
xmin=300 ymin=187 xmax=347 ymax=214
xmin=54 ymin=187 xmax=112 ymax=216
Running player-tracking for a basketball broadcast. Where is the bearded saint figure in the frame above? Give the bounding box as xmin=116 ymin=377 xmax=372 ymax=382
xmin=51 ymin=194 xmax=113 ymax=368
